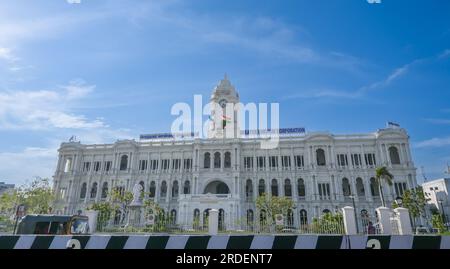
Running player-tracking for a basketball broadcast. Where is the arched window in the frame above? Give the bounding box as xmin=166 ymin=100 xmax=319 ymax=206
xmin=193 ymin=209 xmax=200 ymax=228
xmin=224 ymin=152 xmax=231 ymax=168
xmin=246 ymin=179 xmax=253 ymax=199
xmin=90 ymin=182 xmax=98 ymax=199
xmin=149 ymin=181 xmax=156 ymax=198
xmin=370 ymin=177 xmax=379 ymax=196
xmin=80 ymin=182 xmax=87 ymax=199
xmin=287 ymin=209 xmax=294 ymax=227
xmin=183 ymin=180 xmax=190 ymax=194
xmin=356 ymin=178 xmax=365 ymax=197
xmin=204 ymin=181 xmax=230 ymax=194
xmin=64 ymin=158 xmax=72 ymax=173
xmin=258 ymin=179 xmax=265 ymax=196
xmin=170 ymin=209 xmax=177 ymax=225
xmin=172 ymin=181 xmax=179 ymax=197
xmin=120 ymin=155 xmax=128 ymax=171
xmin=204 ymin=152 xmax=210 ymax=168
xmin=203 ymin=209 xmax=210 ymax=229
xmin=214 ymin=152 xmax=221 ymax=168
xmin=316 ymin=148 xmax=326 ymax=166
xmin=247 ymin=209 xmax=254 ymax=226
xmin=284 ymin=179 xmax=292 ymax=197
xmin=342 ymin=178 xmax=351 ymax=197
xmin=389 ymin=146 xmax=401 ymax=165
xmin=271 ymin=179 xmax=278 ymax=197
xmin=101 ymin=182 xmax=108 ymax=198
xmin=299 ymin=209 xmax=308 ymax=226
xmin=160 ymin=181 xmax=167 ymax=197
xmin=298 ymin=178 xmax=306 ymax=197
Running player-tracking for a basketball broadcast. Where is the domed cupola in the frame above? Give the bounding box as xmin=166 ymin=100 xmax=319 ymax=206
xmin=210 ymin=74 xmax=239 ymax=104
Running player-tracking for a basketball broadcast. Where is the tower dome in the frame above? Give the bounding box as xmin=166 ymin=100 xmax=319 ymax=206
xmin=210 ymin=74 xmax=239 ymax=102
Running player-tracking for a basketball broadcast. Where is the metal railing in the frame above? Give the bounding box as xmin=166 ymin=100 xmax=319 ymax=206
xmin=94 ymin=212 xmax=345 ymax=235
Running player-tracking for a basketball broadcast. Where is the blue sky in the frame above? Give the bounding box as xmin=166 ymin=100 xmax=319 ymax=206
xmin=0 ymin=0 xmax=449 ymax=185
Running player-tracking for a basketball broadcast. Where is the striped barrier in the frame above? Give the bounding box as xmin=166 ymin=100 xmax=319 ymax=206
xmin=0 ymin=235 xmax=449 ymax=249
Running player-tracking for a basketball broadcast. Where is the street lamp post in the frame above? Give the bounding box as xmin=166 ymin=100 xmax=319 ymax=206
xmin=349 ymin=195 xmax=359 ymax=234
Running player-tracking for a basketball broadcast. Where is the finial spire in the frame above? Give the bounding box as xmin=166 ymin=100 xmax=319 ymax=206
xmin=224 ymin=73 xmax=228 ymax=80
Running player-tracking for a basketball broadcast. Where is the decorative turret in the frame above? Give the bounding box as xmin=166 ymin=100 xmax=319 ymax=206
xmin=210 ymin=73 xmax=239 ymax=103
xmin=208 ymin=74 xmax=240 ymax=139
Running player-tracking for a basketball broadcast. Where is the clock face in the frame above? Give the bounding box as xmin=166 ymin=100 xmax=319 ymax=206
xmin=219 ymin=99 xmax=227 ymax=108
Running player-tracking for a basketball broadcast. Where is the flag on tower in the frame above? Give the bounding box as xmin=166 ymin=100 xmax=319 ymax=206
xmin=222 ymin=114 xmax=231 ymax=122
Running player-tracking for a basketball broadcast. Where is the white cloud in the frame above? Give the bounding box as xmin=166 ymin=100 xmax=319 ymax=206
xmin=284 ymin=49 xmax=450 ymax=101
xmin=0 ymin=147 xmax=57 ymax=185
xmin=439 ymin=49 xmax=450 ymax=59
xmin=415 ymin=137 xmax=450 ymax=148
xmin=0 ymin=47 xmax=19 ymax=62
xmin=282 ymin=89 xmax=359 ymax=100
xmin=424 ymin=118 xmax=450 ymax=125
xmin=0 ymin=80 xmax=107 ymax=130
xmin=67 ymin=0 xmax=81 ymax=4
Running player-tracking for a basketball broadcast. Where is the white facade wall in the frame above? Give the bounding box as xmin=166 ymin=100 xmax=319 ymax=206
xmin=52 ymin=127 xmax=417 ymax=229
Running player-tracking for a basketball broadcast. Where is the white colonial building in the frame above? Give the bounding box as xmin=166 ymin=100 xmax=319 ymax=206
xmin=52 ymin=76 xmax=418 ymax=230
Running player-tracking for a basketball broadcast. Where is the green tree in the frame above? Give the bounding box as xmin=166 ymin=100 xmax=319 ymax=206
xmin=256 ymin=193 xmax=294 ymax=231
xmin=392 ymin=186 xmax=429 ymax=226
xmin=432 ymin=213 xmax=445 ymax=233
xmin=110 ymin=187 xmax=133 ymax=224
xmin=375 ymin=167 xmax=394 ymax=207
xmin=311 ymin=212 xmax=345 ymax=234
xmin=0 ymin=177 xmax=55 ymax=217
xmin=87 ymin=202 xmax=114 ymax=231
xmin=142 ymin=198 xmax=167 ymax=231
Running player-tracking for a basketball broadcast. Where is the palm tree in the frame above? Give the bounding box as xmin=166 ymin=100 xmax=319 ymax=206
xmin=375 ymin=166 xmax=394 ymax=207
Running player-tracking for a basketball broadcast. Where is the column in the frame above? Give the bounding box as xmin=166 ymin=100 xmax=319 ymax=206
xmin=306 ymin=145 xmax=312 ymax=169
xmin=210 ymin=152 xmax=213 ymax=171
xmin=384 ymin=144 xmax=391 ymax=167
xmin=364 ymin=178 xmax=372 ymax=202
xmin=342 ymin=206 xmax=357 ymax=235
xmin=330 ymin=145 xmax=336 ymax=169
xmin=377 ymin=143 xmax=385 ymax=166
xmin=376 ymin=207 xmax=392 ymax=235
xmin=351 ymin=177 xmax=358 ymax=201
xmin=253 ymin=178 xmax=258 ymax=201
xmin=405 ymin=143 xmax=413 ymax=166
xmin=337 ymin=177 xmax=344 ymax=202
xmin=327 ymin=145 xmax=332 ymax=169
xmin=361 ymin=144 xmax=366 ymax=168
xmin=220 ymin=151 xmax=224 ymax=172
xmin=394 ymin=207 xmax=413 ymax=235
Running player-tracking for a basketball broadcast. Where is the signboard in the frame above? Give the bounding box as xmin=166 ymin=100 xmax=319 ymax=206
xmin=242 ymin=127 xmax=306 ymax=136
xmin=275 ymin=214 xmax=284 ymax=226
xmin=16 ymin=204 xmax=26 ymax=219
xmin=140 ymin=132 xmax=198 ymax=141
xmin=140 ymin=127 xmax=306 ymax=141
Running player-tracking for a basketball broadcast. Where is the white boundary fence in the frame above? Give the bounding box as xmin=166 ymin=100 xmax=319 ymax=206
xmin=82 ymin=206 xmax=411 ymax=236
xmin=342 ymin=206 xmax=411 ymax=236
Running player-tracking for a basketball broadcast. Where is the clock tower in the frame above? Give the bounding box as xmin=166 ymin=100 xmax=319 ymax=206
xmin=208 ymin=74 xmax=241 ymax=139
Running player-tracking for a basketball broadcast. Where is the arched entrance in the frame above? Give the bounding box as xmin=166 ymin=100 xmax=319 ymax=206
xmin=203 ymin=180 xmax=230 ymax=194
